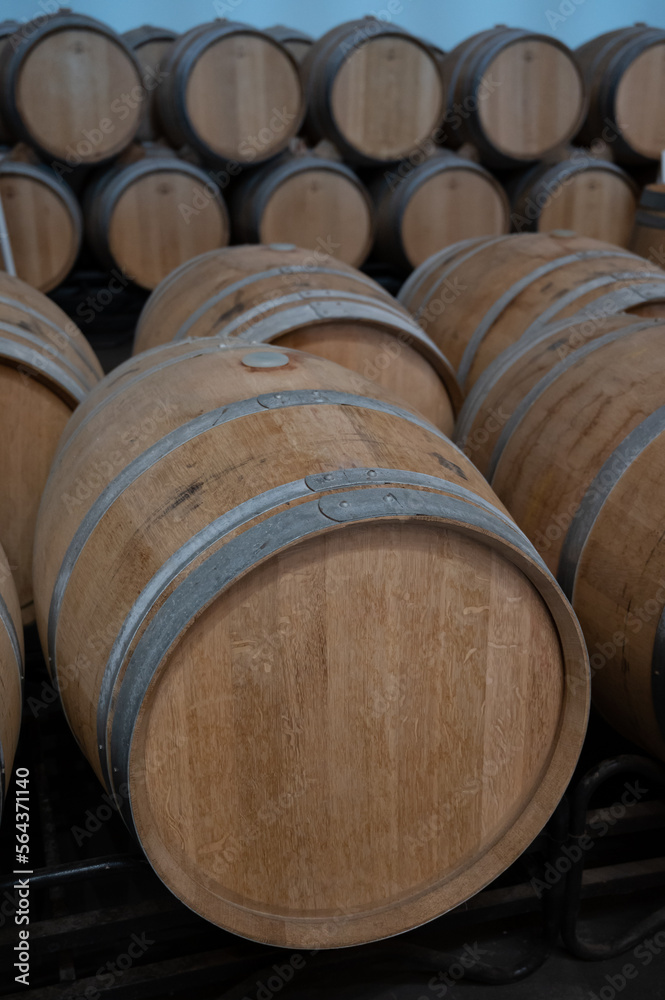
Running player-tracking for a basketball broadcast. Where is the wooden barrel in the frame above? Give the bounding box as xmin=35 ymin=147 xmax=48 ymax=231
xmin=85 ymin=156 xmax=230 ymax=290
xmin=456 ymin=310 xmax=665 ymax=475
xmin=398 ymin=232 xmax=663 ymax=390
xmin=477 ymin=322 xmax=665 ymax=761
xmin=370 ymin=151 xmax=510 ymax=271
xmin=0 ymin=158 xmax=82 ymax=291
xmin=301 ymin=19 xmax=444 ymax=166
xmin=133 ymin=244 xmax=462 ymax=433
xmin=508 ymin=156 xmax=638 ymax=247
xmin=0 ymin=543 xmax=23 ymax=827
xmin=122 ymin=25 xmax=177 ymax=141
xmin=264 ymin=25 xmax=313 ymax=63
xmin=0 ymin=22 xmax=20 ymax=145
xmin=0 ymin=13 xmax=143 ymax=164
xmin=576 ymin=27 xmax=665 ymax=163
xmin=34 ymin=342 xmax=589 ymax=947
xmin=630 ymin=183 xmax=665 ymax=264
xmin=229 ymin=156 xmax=374 ymax=268
xmin=439 ymin=28 xmax=586 ymax=168
xmin=157 ymin=22 xmax=304 ymax=166
xmin=0 ymin=272 xmax=103 ymax=622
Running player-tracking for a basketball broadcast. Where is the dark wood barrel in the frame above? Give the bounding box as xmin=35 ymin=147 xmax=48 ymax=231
xmin=122 ymin=25 xmax=177 ymax=141
xmin=0 ymin=157 xmax=82 ymax=291
xmin=508 ymin=155 xmax=638 ymax=246
xmin=0 ymin=22 xmax=20 ymax=145
xmin=301 ymin=18 xmax=444 ymax=166
xmin=370 ymin=150 xmax=510 ymax=270
xmin=576 ymin=26 xmax=665 ymax=163
xmin=34 ymin=341 xmax=589 ymax=947
xmin=264 ymin=25 xmax=313 ymax=63
xmin=85 ymin=155 xmax=230 ymax=290
xmin=0 ymin=13 xmax=143 ymax=164
xmin=156 ymin=22 xmax=305 ymax=165
xmin=0 ymin=542 xmax=23 ymax=827
xmin=229 ymin=155 xmax=374 ymax=267
xmin=438 ymin=27 xmax=586 ymax=168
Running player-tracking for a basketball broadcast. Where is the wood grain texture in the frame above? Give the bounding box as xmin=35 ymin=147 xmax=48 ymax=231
xmin=0 ymin=160 xmax=82 ymax=290
xmin=0 ymin=541 xmax=23 ymax=821
xmin=398 ymin=232 xmax=663 ymax=390
xmin=4 ymin=14 xmax=142 ymax=163
xmin=509 ymin=159 xmax=638 ymax=247
xmin=439 ymin=29 xmax=585 ymax=168
xmin=157 ymin=23 xmax=304 ymax=165
xmin=34 ymin=342 xmax=589 ymax=947
xmin=85 ymin=158 xmax=230 ymax=290
xmin=0 ymin=273 xmax=103 ymax=621
xmin=132 ymin=244 xmax=460 ymax=432
xmin=302 ymin=20 xmax=443 ymax=166
xmin=230 ymin=156 xmax=373 ymax=267
xmin=576 ymin=27 xmax=665 ymax=163
xmin=371 ymin=151 xmax=509 ymax=270
xmin=630 ymin=183 xmax=665 ymax=265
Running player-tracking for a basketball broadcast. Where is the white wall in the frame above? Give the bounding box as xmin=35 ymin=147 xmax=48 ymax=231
xmin=5 ymin=0 xmax=665 ymax=50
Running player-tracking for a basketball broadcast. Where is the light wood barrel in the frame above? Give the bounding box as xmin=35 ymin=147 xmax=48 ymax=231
xmin=439 ymin=28 xmax=586 ymax=168
xmin=264 ymin=25 xmax=313 ymax=63
xmin=630 ymin=183 xmax=665 ymax=264
xmin=0 ymin=273 xmax=103 ymax=622
xmin=157 ymin=22 xmax=304 ymax=165
xmin=34 ymin=342 xmax=589 ymax=947
xmin=85 ymin=157 xmax=230 ymax=290
xmin=370 ymin=151 xmax=510 ymax=270
xmin=301 ymin=19 xmax=444 ymax=166
xmin=0 ymin=158 xmax=82 ymax=291
xmin=229 ymin=156 xmax=373 ymax=268
xmin=122 ymin=26 xmax=177 ymax=141
xmin=0 ymin=13 xmax=142 ymax=164
xmin=0 ymin=22 xmax=20 ymax=144
xmin=508 ymin=157 xmax=638 ymax=246
xmin=133 ymin=243 xmax=461 ymax=433
xmin=398 ymin=232 xmax=663 ymax=391
xmin=479 ymin=322 xmax=665 ymax=761
xmin=0 ymin=543 xmax=23 ymax=827
xmin=576 ymin=27 xmax=665 ymax=163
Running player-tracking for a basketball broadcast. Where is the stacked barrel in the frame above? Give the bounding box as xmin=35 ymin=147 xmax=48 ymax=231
xmin=400 ymin=231 xmax=665 ymax=761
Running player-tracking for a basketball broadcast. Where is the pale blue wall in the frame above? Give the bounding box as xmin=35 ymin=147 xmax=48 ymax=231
xmin=5 ymin=0 xmax=665 ymax=49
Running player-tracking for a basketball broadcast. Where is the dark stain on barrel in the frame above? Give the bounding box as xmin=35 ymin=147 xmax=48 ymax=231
xmin=430 ymin=452 xmax=468 ymax=479
xmin=167 ymin=480 xmax=205 ymax=511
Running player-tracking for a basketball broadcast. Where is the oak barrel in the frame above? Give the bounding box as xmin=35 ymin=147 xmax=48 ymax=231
xmin=264 ymin=25 xmax=313 ymax=63
xmin=576 ymin=27 xmax=665 ymax=163
xmin=398 ymin=232 xmax=663 ymax=390
xmin=630 ymin=183 xmax=665 ymax=265
xmin=122 ymin=25 xmax=177 ymax=141
xmin=0 ymin=13 xmax=143 ymax=164
xmin=370 ymin=151 xmax=510 ymax=270
xmin=132 ymin=243 xmax=461 ymax=433
xmin=439 ymin=28 xmax=586 ymax=168
xmin=34 ymin=342 xmax=589 ymax=946
xmin=508 ymin=156 xmax=638 ymax=247
xmin=157 ymin=22 xmax=304 ymax=165
xmin=301 ymin=19 xmax=444 ymax=166
xmin=0 ymin=273 xmax=103 ymax=622
xmin=229 ymin=155 xmax=374 ymax=268
xmin=85 ymin=156 xmax=230 ymax=290
xmin=0 ymin=158 xmax=82 ymax=291
xmin=0 ymin=543 xmax=23 ymax=827
xmin=476 ymin=321 xmax=665 ymax=761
